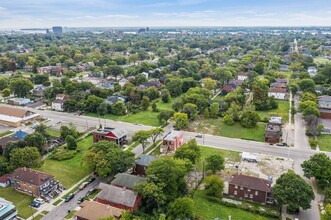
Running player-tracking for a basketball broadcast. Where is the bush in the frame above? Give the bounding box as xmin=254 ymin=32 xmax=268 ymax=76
xmin=223 ymin=115 xmax=234 ymax=125
xmin=309 ymin=138 xmax=318 ymax=149
xmin=49 ymin=149 xmax=77 ymax=161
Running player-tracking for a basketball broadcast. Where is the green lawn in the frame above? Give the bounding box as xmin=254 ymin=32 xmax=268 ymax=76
xmin=191 ymin=118 xmax=266 ymax=142
xmin=65 ymin=210 xmax=77 ymax=219
xmin=0 ymin=130 xmax=13 ymax=138
xmin=36 ymin=135 xmax=93 ymax=188
xmin=0 ymin=187 xmax=36 ymax=219
xmin=47 ymin=129 xmax=61 ymax=137
xmin=85 ymin=97 xmax=179 ymax=127
xmin=197 ymin=146 xmax=240 ymax=171
xmin=34 ymin=214 xmax=44 ymax=220
xmin=53 ymin=199 xmax=63 ymax=206
xmin=318 ymin=135 xmax=331 ymax=152
xmin=257 ymin=100 xmax=290 ymax=123
xmin=193 ymin=191 xmax=276 ymax=220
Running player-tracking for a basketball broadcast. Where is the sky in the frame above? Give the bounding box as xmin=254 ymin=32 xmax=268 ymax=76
xmin=0 ymin=0 xmax=331 ymax=28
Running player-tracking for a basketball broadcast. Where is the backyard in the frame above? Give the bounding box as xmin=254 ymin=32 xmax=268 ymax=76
xmin=318 ymin=134 xmax=331 ymax=152
xmin=86 ymin=97 xmax=179 ymax=127
xmin=257 ymin=100 xmax=290 ymax=123
xmin=190 ymin=118 xmax=266 ymax=142
xmin=36 ymin=135 xmax=93 ymax=188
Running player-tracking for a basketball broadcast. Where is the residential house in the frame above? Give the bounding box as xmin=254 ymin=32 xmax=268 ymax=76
xmin=227 ymin=79 xmax=244 ymax=89
xmin=0 ymin=136 xmax=19 ymax=155
xmin=7 ymin=98 xmax=32 ymax=106
xmin=264 ymin=123 xmax=282 ymax=144
xmin=0 ymin=174 xmax=11 ymax=187
xmin=37 ymin=63 xmax=65 ymax=76
xmin=0 ymin=106 xmax=39 ymax=127
xmin=52 ymin=94 xmax=69 ymax=112
xmin=11 ymin=130 xmax=28 ymax=140
xmin=104 ymin=96 xmax=125 ymax=106
xmin=10 ymin=168 xmax=62 ymax=199
xmin=96 ymin=183 xmax=141 ymax=212
xmin=268 ymin=88 xmax=288 ymax=100
xmin=134 ymin=154 xmax=157 ymax=176
xmin=119 ymin=79 xmax=129 ymax=87
xmin=227 ymin=174 xmax=272 ymax=204
xmin=92 ymin=127 xmax=128 ymax=146
xmin=0 ymin=198 xmax=17 ymax=220
xmin=161 ymin=131 xmax=184 ymax=154
xmin=318 ymin=96 xmax=331 ymax=119
xmin=278 ymin=65 xmax=289 ymax=72
xmin=221 ymin=85 xmax=234 ymax=95
xmin=75 ymin=201 xmax=123 ymax=220
xmin=97 ymin=82 xmax=114 ymax=90
xmin=32 ymin=85 xmax=46 ymax=98
xmin=141 ymin=72 xmax=149 ymax=79
xmin=140 ymin=80 xmax=161 ymax=90
xmin=237 ymin=72 xmax=249 ymax=81
xmin=275 ymin=79 xmax=288 ymax=85
xmin=270 ymin=83 xmax=287 ymax=90
xmin=111 ymin=173 xmax=145 ymax=190
xmin=308 ymin=66 xmax=317 ymax=77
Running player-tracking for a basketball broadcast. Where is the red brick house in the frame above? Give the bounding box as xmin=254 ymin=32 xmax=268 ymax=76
xmin=96 ymin=183 xmax=141 ymax=212
xmin=227 ymin=174 xmax=272 ymax=204
xmin=92 ymin=127 xmax=128 ymax=146
xmin=134 ymin=154 xmax=157 ymax=176
xmin=111 ymin=173 xmax=145 ymax=190
xmin=161 ymin=131 xmax=184 ymax=154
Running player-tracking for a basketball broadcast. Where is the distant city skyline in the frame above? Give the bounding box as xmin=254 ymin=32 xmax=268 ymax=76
xmin=0 ymin=0 xmax=330 ymax=28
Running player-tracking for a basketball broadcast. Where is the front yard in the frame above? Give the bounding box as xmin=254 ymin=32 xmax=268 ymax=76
xmin=257 ymin=100 xmax=290 ymax=123
xmin=190 ymin=118 xmax=266 ymax=142
xmin=36 ymin=135 xmax=93 ymax=188
xmin=0 ymin=187 xmax=36 ymax=219
xmin=318 ymin=135 xmax=331 ymax=152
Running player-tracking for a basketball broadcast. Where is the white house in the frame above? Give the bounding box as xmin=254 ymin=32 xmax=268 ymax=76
xmin=308 ymin=67 xmax=317 ymax=77
xmin=52 ymin=94 xmax=69 ymax=111
xmin=141 ymin=72 xmax=149 ymax=79
xmin=268 ymin=88 xmax=288 ymax=100
xmin=237 ymin=72 xmax=249 ymax=81
xmin=119 ymin=78 xmax=129 ymax=87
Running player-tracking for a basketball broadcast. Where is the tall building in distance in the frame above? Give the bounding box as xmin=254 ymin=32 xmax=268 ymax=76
xmin=52 ymin=26 xmax=63 ymax=35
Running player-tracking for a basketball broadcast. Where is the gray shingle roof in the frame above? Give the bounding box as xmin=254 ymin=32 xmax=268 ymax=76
xmin=111 ymin=173 xmax=145 ymax=189
xmin=135 ymin=154 xmax=157 ymax=167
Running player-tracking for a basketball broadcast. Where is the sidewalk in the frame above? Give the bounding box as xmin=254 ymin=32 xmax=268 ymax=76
xmin=27 ymin=174 xmax=92 ymax=220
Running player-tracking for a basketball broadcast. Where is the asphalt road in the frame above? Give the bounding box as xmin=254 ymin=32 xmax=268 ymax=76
xmin=42 ymin=179 xmax=100 ymax=220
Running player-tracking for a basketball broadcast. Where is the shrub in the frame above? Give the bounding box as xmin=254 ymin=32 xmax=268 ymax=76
xmin=223 ymin=114 xmax=234 ymax=125
xmin=49 ymin=149 xmax=77 ymax=161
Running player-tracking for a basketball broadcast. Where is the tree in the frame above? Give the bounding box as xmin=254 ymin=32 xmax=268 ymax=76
xmin=60 ymin=124 xmax=79 ymax=139
xmin=129 ymin=53 xmax=139 ymax=65
xmin=210 ymin=102 xmax=219 ymax=118
xmin=97 ymin=102 xmax=109 ymax=116
xmin=182 ymin=103 xmax=198 ymax=120
xmin=141 ymin=96 xmax=150 ymax=111
xmin=132 ymin=130 xmax=151 ymax=153
xmin=66 ymin=135 xmax=77 ymax=150
xmin=226 ymin=102 xmax=241 ymax=121
xmin=272 ymin=170 xmax=314 ymax=212
xmin=150 ymin=128 xmax=164 ymax=145
xmin=0 ymin=78 xmax=8 ymax=91
xmin=103 ymin=65 xmax=124 ymax=78
xmin=202 ymin=78 xmax=217 ymax=90
xmin=24 ymin=133 xmax=47 ymax=154
xmin=241 ymin=110 xmax=260 ymax=128
xmin=85 ymin=95 xmax=104 ymax=113
xmin=111 ymin=101 xmax=126 ymax=116
xmin=204 ymin=175 xmax=224 ymax=197
xmin=301 ymin=153 xmax=331 ymax=188
xmin=299 ymin=79 xmax=315 ymax=93
xmin=203 ymin=108 xmax=210 ymax=118
xmin=223 ymin=114 xmax=234 ymax=125
xmin=173 ymin=112 xmax=189 ymax=130
xmin=2 ymin=88 xmax=10 ymax=97
xmin=157 ymin=110 xmax=174 ymax=124
xmin=167 ymin=197 xmax=194 ymax=220
xmin=9 ymin=78 xmax=33 ymax=97
xmin=174 ymin=139 xmax=200 ymax=164
xmin=161 ymin=89 xmax=171 ymax=103
xmin=325 ymin=204 xmax=331 ymax=220
xmin=214 ymin=67 xmax=232 ymax=87
xmin=300 ymin=92 xmax=317 ymax=103
xmin=10 ymin=147 xmax=42 ymax=169
xmin=205 ymin=155 xmax=224 ymax=174
xmin=166 ymin=78 xmax=183 ymax=97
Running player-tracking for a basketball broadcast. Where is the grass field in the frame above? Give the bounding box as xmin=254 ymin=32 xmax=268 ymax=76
xmin=47 ymin=129 xmax=61 ymax=137
xmin=0 ymin=130 xmax=13 ymax=138
xmin=86 ymin=97 xmax=179 ymax=127
xmin=193 ymin=191 xmax=276 ymax=220
xmin=318 ymin=135 xmax=331 ymax=152
xmin=0 ymin=187 xmax=36 ymax=219
xmin=34 ymin=214 xmax=44 ymax=220
xmin=191 ymin=118 xmax=266 ymax=142
xmin=36 ymin=135 xmax=93 ymax=188
xmin=257 ymin=100 xmax=290 ymax=123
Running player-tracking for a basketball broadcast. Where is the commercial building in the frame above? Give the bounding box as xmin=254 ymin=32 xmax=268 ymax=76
xmin=52 ymin=26 xmax=63 ymax=35
xmin=0 ymin=106 xmax=39 ymax=127
xmin=92 ymin=127 xmax=128 ymax=146
xmin=7 ymin=98 xmax=32 ymax=106
xmin=0 ymin=198 xmax=17 ymax=220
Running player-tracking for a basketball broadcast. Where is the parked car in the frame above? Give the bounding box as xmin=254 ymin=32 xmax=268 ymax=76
xmin=88 ymin=177 xmax=96 ymax=184
xmin=195 ymin=134 xmax=203 ymax=138
xmin=65 ymin=194 xmax=75 ymax=202
xmin=79 ymin=182 xmax=89 ymax=190
xmin=34 ymin=198 xmax=44 ymax=204
xmin=276 ymin=143 xmax=287 ymax=147
xmin=77 ymin=196 xmax=85 ymax=204
xmin=86 ymin=188 xmax=97 ymax=197
xmin=30 ymin=201 xmax=41 ymax=208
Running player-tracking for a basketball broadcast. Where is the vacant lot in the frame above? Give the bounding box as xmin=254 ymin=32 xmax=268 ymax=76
xmin=258 ymin=100 xmax=290 ymax=123
xmin=318 ymin=135 xmax=331 ymax=152
xmin=0 ymin=187 xmax=36 ymax=219
xmin=190 ymin=119 xmax=266 ymax=142
xmin=36 ymin=135 xmax=93 ymax=188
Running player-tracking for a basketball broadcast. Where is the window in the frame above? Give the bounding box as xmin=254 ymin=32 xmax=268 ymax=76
xmin=234 ymin=191 xmax=237 ymax=195
xmin=235 ymin=185 xmax=238 ymax=189
xmin=245 ymin=193 xmax=248 ymax=197
xmin=250 ymin=194 xmax=253 ymax=199
xmin=247 ymin=188 xmax=251 ymax=192
xmin=255 ymin=191 xmax=258 ymax=195
xmin=240 ymin=186 xmax=244 ymax=190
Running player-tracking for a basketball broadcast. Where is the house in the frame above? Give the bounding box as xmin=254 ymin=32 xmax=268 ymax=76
xmin=119 ymin=78 xmax=129 ymax=87
xmin=275 ymin=79 xmax=288 ymax=85
xmin=264 ymin=123 xmax=282 ymax=144
xmin=270 ymin=83 xmax=287 ymax=90
xmin=33 ymin=85 xmax=46 ymax=97
xmin=237 ymin=72 xmax=249 ymax=81
xmin=0 ymin=174 xmax=11 ymax=187
xmin=0 ymin=198 xmax=17 ymax=219
xmin=10 ymin=168 xmax=62 ymax=199
xmin=161 ymin=131 xmax=184 ymax=154
xmin=268 ymin=88 xmax=288 ymax=100
xmin=75 ymin=201 xmax=123 ymax=220
xmin=111 ymin=173 xmax=145 ymax=190
xmin=140 ymin=80 xmax=161 ymax=90
xmin=97 ymin=82 xmax=114 ymax=90
xmin=92 ymin=127 xmax=128 ymax=146
xmin=308 ymin=66 xmax=317 ymax=77
xmin=318 ymin=96 xmax=331 ymax=119
xmin=134 ymin=154 xmax=157 ymax=176
xmin=96 ymin=183 xmax=141 ymax=212
xmin=227 ymin=79 xmax=244 ymax=89
xmin=141 ymin=72 xmax=149 ymax=79
xmin=0 ymin=136 xmax=19 ymax=155
xmin=227 ymin=174 xmax=272 ymax=204
xmin=12 ymin=130 xmax=28 ymax=140
xmin=221 ymin=85 xmax=234 ymax=95
xmin=315 ymin=86 xmax=326 ymax=94
xmin=278 ymin=65 xmax=289 ymax=72
xmin=7 ymin=98 xmax=32 ymax=106
xmin=52 ymin=94 xmax=69 ymax=112
xmin=0 ymin=106 xmax=39 ymax=127
xmin=104 ymin=96 xmax=125 ymax=105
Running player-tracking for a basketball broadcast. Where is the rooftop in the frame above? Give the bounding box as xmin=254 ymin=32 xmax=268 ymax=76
xmin=319 ymin=95 xmax=331 ymax=102
xmin=268 ymin=88 xmax=287 ymax=93
xmin=265 ymin=123 xmax=281 ymax=132
xmin=135 ymin=154 xmax=157 ymax=167
xmin=10 ymin=168 xmax=54 ymax=187
xmin=94 ymin=127 xmax=128 ymax=138
xmin=75 ymin=201 xmax=123 ymax=220
xmin=0 ymin=106 xmax=32 ymax=118
xmin=111 ymin=173 xmax=145 ymax=189
xmin=163 ymin=130 xmax=183 ymax=141
xmin=228 ymin=174 xmax=271 ymax=193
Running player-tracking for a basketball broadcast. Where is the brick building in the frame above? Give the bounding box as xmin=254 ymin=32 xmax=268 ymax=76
xmin=92 ymin=127 xmax=128 ymax=146
xmin=161 ymin=130 xmax=183 ymax=154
